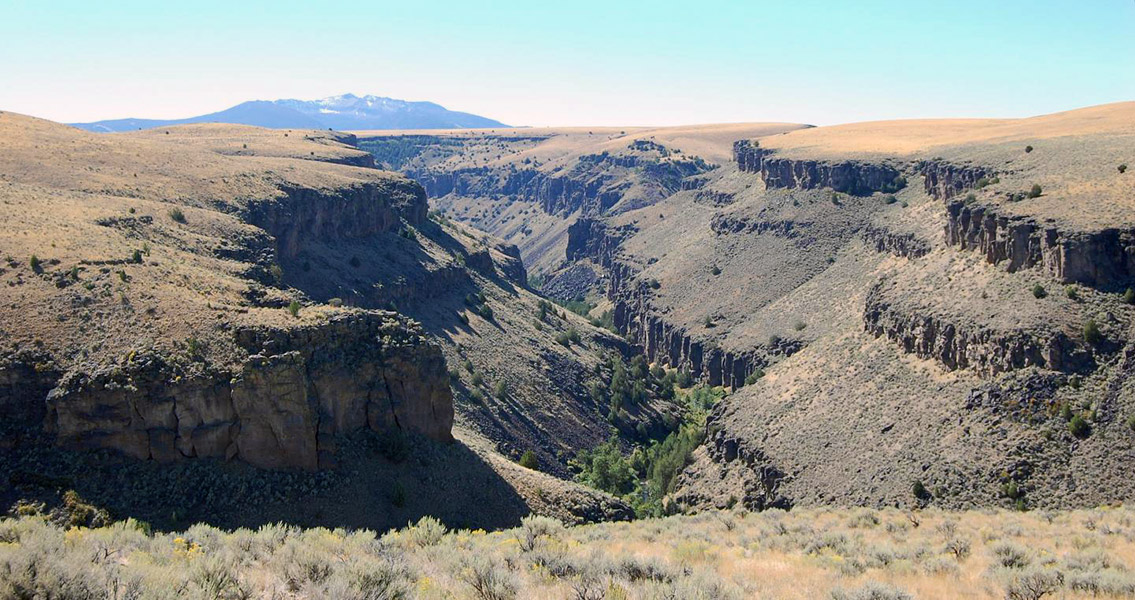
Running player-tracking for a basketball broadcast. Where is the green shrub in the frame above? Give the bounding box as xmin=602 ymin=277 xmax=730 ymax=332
xmin=1124 ymin=288 xmax=1135 ymax=305
xmin=1119 ymin=164 xmax=1128 ymax=174
xmin=169 ymin=208 xmax=187 ymax=223
xmin=494 ymin=380 xmax=508 ymax=400
xmin=710 ymin=265 xmax=721 ymax=275
xmin=1126 ymin=413 xmax=1135 ymax=432
xmin=744 ymin=369 xmax=765 ymax=386
xmin=1069 ymin=414 xmax=1091 ymax=438
xmin=1025 ymin=145 xmax=1034 ymax=153
xmin=28 ymin=254 xmax=41 ymax=273
xmin=471 ymin=372 xmax=484 ymax=387
xmin=518 ymin=450 xmax=539 ymax=471
xmin=131 ymin=249 xmax=143 ymax=263
xmin=1083 ymin=319 xmax=1102 ymax=345
xmin=1066 ymin=286 xmax=1080 ymax=301
xmin=883 ymin=194 xmax=898 ymax=204
xmin=1032 ymin=284 xmax=1047 ymax=299
xmin=287 ymin=300 xmax=301 ymax=318
xmin=912 ymin=480 xmax=931 ymax=500
xmin=1027 ymin=184 xmax=1043 ymax=199
xmin=406 ymin=516 xmax=447 ymax=548
xmin=479 ymin=304 xmax=494 ymax=320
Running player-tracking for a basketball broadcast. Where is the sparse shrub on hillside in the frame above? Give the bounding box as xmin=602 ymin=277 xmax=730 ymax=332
xmin=1120 ymin=164 xmax=1128 ymax=174
xmin=945 ymin=537 xmax=972 ymax=561
xmin=1032 ymin=284 xmax=1047 ymax=299
xmin=471 ymin=372 xmax=484 ymax=387
xmin=793 ymin=320 xmax=807 ymax=331
xmin=711 ymin=265 xmax=721 ymax=275
xmin=883 ymin=194 xmax=898 ymax=204
xmin=912 ymin=480 xmax=931 ymax=501
xmin=992 ymin=541 xmax=1033 ymax=569
xmin=830 ymin=581 xmax=912 ymax=600
xmin=460 ymin=555 xmax=516 ymax=600
xmin=1124 ymin=288 xmax=1135 ymax=304
xmin=1027 ymin=184 xmax=1043 ymax=198
xmin=648 ymin=278 xmax=660 ymax=290
xmin=1069 ymin=414 xmax=1092 ymax=438
xmin=494 ymin=380 xmax=508 ymax=400
xmin=744 ymin=369 xmax=765 ymax=386
xmin=169 ymin=208 xmax=187 ymax=223
xmin=463 ymin=359 xmax=474 ymax=372
xmin=516 ymin=515 xmax=562 ymax=551
xmin=404 ymin=516 xmax=447 ymax=549
xmin=131 ymin=249 xmax=143 ymax=264
xmin=1083 ymin=319 xmax=1102 ymax=344
xmin=1065 ymin=286 xmax=1080 ymax=300
xmin=1004 ymin=568 xmax=1064 ymax=600
xmin=704 ymin=316 xmax=714 ymax=328
xmin=328 ymin=297 xmax=343 ymax=307
xmin=479 ymin=304 xmax=494 ymax=320
xmin=1126 ymin=413 xmax=1135 ymax=432
xmin=1025 ymin=145 xmax=1034 ymax=153
xmin=287 ymin=300 xmax=301 ymax=318
xmin=28 ymin=254 xmax=41 ymax=273
xmin=518 ymin=450 xmax=539 ymax=471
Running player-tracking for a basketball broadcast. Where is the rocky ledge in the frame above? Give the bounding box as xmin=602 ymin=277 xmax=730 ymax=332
xmin=245 ymin=178 xmax=427 ymax=259
xmin=733 ymin=140 xmax=906 ymax=196
xmin=863 ymin=282 xmax=1094 ymax=376
xmin=945 ymin=200 xmax=1135 ymax=289
xmin=44 ymin=311 xmax=453 ymax=470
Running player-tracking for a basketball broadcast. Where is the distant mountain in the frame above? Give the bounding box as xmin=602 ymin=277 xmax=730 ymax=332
xmin=71 ymin=94 xmax=508 ymax=132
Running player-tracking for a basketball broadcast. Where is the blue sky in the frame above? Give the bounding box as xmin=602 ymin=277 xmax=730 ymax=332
xmin=1 ymin=0 xmax=1132 ymax=126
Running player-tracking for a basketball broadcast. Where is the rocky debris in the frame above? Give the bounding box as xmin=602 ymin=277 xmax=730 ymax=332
xmin=45 ymin=312 xmax=453 ymax=470
xmin=671 ymin=427 xmax=790 ymax=512
xmin=861 ymin=225 xmax=930 ymax=258
xmin=920 ymin=159 xmax=995 ymax=200
xmin=863 ymin=282 xmax=1094 ymax=376
xmin=541 ymin=262 xmax=600 ymax=302
xmin=693 ymin=189 xmax=737 ymax=206
xmin=945 ymin=200 xmax=1135 ymax=289
xmin=710 ymin=215 xmax=809 ymax=239
xmin=733 ymin=140 xmax=906 ymax=196
xmin=245 ymin=178 xmax=427 ymax=258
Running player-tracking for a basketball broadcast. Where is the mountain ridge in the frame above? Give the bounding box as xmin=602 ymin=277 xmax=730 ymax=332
xmin=70 ymin=93 xmax=508 ymax=132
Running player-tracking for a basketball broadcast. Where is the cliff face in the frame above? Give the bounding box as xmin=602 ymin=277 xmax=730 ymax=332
xmin=733 ymin=140 xmax=905 ymax=196
xmin=920 ymin=160 xmax=994 ymax=200
xmin=245 ymin=179 xmax=427 ymax=259
xmin=863 ymin=282 xmax=1093 ymax=376
xmin=945 ymin=200 xmax=1135 ymax=289
xmin=46 ymin=312 xmax=453 ymax=470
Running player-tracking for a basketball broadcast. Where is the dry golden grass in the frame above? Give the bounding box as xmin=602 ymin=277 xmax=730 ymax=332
xmin=5 ymin=506 xmax=1135 ymax=599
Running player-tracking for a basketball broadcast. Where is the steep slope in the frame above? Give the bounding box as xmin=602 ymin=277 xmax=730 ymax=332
xmin=71 ymin=93 xmax=507 ymax=133
xmin=0 ymin=112 xmax=629 ymax=530
xmin=368 ymin=104 xmax=1135 ymax=512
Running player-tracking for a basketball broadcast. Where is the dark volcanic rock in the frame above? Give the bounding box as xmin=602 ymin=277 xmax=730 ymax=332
xmin=733 ymin=140 xmax=906 ymax=196
xmin=945 ymin=200 xmax=1135 ymax=289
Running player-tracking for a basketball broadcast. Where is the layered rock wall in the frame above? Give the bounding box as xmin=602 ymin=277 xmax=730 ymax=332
xmin=733 ymin=140 xmax=905 ymax=196
xmin=45 ymin=312 xmax=453 ymax=469
xmin=945 ymin=200 xmax=1135 ymax=289
xmin=863 ymin=283 xmax=1093 ymax=375
xmin=246 ymin=179 xmax=427 ymax=258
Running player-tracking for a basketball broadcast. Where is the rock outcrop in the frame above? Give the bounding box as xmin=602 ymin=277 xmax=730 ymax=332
xmin=733 ymin=140 xmax=906 ymax=196
xmin=945 ymin=200 xmax=1135 ymax=289
xmin=245 ymin=179 xmax=427 ymax=259
xmin=46 ymin=312 xmax=454 ymax=470
xmin=863 ymin=282 xmax=1093 ymax=375
xmin=862 ymin=225 xmax=930 ymax=258
xmin=920 ymin=160 xmax=994 ymax=200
